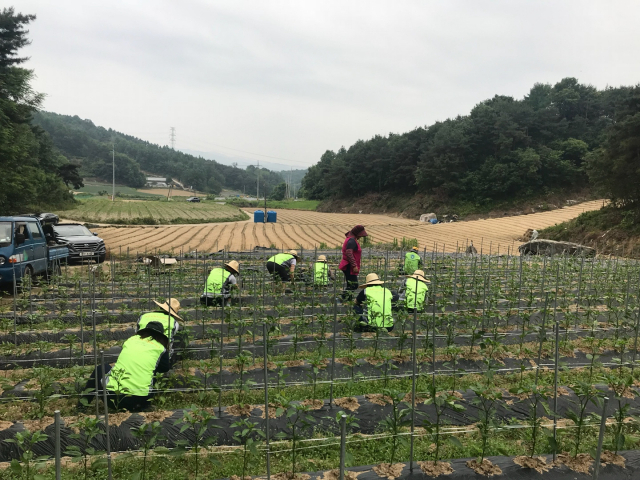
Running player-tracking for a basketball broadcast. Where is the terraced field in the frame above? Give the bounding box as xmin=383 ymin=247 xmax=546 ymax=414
xmin=94 ymin=200 xmax=604 ymax=253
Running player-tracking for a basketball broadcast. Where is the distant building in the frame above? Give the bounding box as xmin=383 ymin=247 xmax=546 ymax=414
xmin=146 ymin=176 xmax=167 ymax=187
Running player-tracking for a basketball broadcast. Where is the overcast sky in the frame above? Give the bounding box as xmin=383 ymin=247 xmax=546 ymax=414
xmin=16 ymin=0 xmax=640 ymax=169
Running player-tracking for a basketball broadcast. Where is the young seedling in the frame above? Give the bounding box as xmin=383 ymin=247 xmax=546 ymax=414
xmin=65 ymin=417 xmax=106 ymax=480
xmin=131 ymin=421 xmax=163 ymax=480
xmin=175 ymin=406 xmax=221 ymax=479
xmin=6 ymin=429 xmax=49 ymax=480
xmin=378 ymin=389 xmax=411 ymax=465
xmin=231 ymin=418 xmax=265 ymax=479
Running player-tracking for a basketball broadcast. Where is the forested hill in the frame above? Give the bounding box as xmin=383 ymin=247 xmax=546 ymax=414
xmin=32 ymin=111 xmax=284 ymax=195
xmin=302 ymin=78 xmax=632 ymax=207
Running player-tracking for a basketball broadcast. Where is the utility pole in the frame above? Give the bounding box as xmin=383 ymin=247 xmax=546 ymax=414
xmin=256 ymin=159 xmax=260 ymax=200
xmin=170 ymin=127 xmax=176 ymax=150
xmin=112 ymin=142 xmax=115 ymax=202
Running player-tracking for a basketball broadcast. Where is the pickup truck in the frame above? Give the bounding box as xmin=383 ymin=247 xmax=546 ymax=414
xmin=0 ymin=216 xmax=69 ymax=285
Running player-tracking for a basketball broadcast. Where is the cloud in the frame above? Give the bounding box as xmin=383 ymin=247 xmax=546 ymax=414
xmin=17 ymin=0 xmax=640 ymax=167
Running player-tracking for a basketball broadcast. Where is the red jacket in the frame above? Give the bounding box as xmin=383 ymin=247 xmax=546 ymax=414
xmin=339 ymin=234 xmax=361 ymax=272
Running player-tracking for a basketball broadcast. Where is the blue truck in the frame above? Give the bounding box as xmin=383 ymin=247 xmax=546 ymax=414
xmin=0 ymin=216 xmax=69 ymax=285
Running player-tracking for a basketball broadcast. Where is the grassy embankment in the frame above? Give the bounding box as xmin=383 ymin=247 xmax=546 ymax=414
xmin=540 ymin=204 xmax=640 ymax=257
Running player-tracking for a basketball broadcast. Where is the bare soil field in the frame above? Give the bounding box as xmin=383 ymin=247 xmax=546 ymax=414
xmin=93 ymin=200 xmax=603 ymax=254
xmin=136 ymin=188 xmax=202 ymax=197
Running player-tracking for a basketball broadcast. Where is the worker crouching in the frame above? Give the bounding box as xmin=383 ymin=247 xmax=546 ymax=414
xmin=136 ymin=298 xmax=182 ymax=364
xmin=398 ymin=269 xmax=430 ymax=313
xmin=403 ymin=246 xmax=422 ymax=275
xmin=201 ymin=260 xmax=240 ymax=307
xmin=80 ymin=321 xmax=171 ymax=411
xmin=354 ymin=273 xmax=398 ymax=332
xmin=267 ymin=250 xmax=299 ymax=282
xmin=313 ymin=255 xmax=335 ymax=287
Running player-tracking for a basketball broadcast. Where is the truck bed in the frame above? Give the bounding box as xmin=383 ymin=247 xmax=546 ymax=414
xmin=47 ymin=245 xmax=69 ymax=261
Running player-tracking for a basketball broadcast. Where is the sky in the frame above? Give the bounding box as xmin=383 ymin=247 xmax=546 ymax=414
xmin=16 ymin=0 xmax=640 ymax=170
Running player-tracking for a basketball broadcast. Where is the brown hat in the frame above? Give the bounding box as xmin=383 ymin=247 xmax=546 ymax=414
xmin=317 ymin=255 xmax=327 ymax=262
xmin=358 ymin=273 xmax=385 ymax=289
xmin=347 ymin=225 xmax=368 ymax=237
xmin=153 ymin=298 xmax=182 ymax=321
xmin=404 ymin=269 xmax=430 ymax=283
xmin=225 ymin=260 xmax=239 ymax=275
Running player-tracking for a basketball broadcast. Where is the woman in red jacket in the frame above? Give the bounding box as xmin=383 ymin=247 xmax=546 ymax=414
xmin=338 ymin=225 xmax=367 ymax=299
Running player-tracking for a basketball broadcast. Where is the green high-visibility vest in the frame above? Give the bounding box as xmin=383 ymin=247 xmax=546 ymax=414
xmin=106 ymin=335 xmax=165 ymax=396
xmin=138 ymin=312 xmax=177 ymax=339
xmin=405 ymin=278 xmax=429 ymax=310
xmin=404 ymin=252 xmax=421 ymax=275
xmin=268 ymin=253 xmax=294 ymax=265
xmin=364 ymin=286 xmax=394 ymax=328
xmin=206 ymin=268 xmax=231 ymax=294
xmin=314 ymin=262 xmax=328 ymax=286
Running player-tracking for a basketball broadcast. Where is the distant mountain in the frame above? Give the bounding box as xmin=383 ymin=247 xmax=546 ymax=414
xmin=33 ymin=112 xmax=285 ymax=195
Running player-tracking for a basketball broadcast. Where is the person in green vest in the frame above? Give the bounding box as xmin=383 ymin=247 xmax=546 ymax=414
xmin=403 ymin=246 xmax=422 ymax=275
xmin=399 ymin=269 xmax=430 ymax=313
xmin=136 ymin=298 xmax=182 ymax=363
xmin=266 ymin=250 xmax=299 ymax=282
xmin=354 ymin=273 xmax=398 ymax=332
xmin=313 ymin=255 xmax=335 ymax=286
xmin=200 ymin=260 xmax=240 ymax=306
xmin=80 ymin=321 xmax=171 ymax=411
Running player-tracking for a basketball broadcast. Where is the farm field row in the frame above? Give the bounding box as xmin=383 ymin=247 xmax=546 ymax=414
xmin=58 ymin=198 xmax=248 ymax=225
xmin=93 ymin=200 xmax=604 ymax=253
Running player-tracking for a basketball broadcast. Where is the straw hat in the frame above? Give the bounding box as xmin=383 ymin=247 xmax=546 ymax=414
xmin=287 ymin=249 xmax=300 ymax=259
xmin=317 ymin=255 xmax=327 ymax=262
xmin=225 ymin=260 xmax=240 ymax=275
xmin=358 ymin=273 xmax=385 ymax=289
xmin=153 ymin=298 xmax=183 ymax=320
xmin=404 ymin=269 xmax=430 ymax=283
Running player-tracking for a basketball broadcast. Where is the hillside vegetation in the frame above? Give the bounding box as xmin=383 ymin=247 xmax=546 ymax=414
xmin=0 ymin=9 xmax=79 ymax=214
xmin=32 ymin=111 xmax=285 ymax=195
xmin=302 ymin=78 xmax=631 ymax=215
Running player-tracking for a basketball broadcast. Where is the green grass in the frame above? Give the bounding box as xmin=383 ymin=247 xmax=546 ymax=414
xmin=76 ymin=182 xmax=161 ymax=198
xmin=56 ymin=197 xmax=249 ymax=225
xmin=226 ymin=198 xmax=319 ymax=211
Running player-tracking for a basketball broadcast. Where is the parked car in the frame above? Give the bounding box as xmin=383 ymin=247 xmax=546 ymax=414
xmin=20 ymin=213 xmax=59 ymax=225
xmin=43 ymin=223 xmax=106 ymax=263
xmin=0 ymin=216 xmax=69 ymax=285
xmin=186 ymin=197 xmax=200 ymax=203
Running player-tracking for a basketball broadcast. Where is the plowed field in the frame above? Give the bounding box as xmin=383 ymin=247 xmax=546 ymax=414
xmin=94 ymin=200 xmax=603 ymax=254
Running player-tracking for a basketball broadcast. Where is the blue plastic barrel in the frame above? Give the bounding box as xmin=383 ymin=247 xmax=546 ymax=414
xmin=267 ymin=210 xmax=277 ymax=223
xmin=429 ymin=218 xmax=438 ymax=224
xmin=253 ymin=210 xmax=265 ymax=223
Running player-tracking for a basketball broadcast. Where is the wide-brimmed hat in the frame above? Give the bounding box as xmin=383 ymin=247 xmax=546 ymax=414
xmin=358 ymin=273 xmax=385 ymax=288
xmin=317 ymin=255 xmax=327 ymax=262
xmin=138 ymin=320 xmax=167 ymax=339
xmin=347 ymin=225 xmax=368 ymax=237
xmin=287 ymin=249 xmax=300 ymax=259
xmin=225 ymin=260 xmax=240 ymax=275
xmin=153 ymin=298 xmax=183 ymax=321
xmin=404 ymin=269 xmax=430 ymax=283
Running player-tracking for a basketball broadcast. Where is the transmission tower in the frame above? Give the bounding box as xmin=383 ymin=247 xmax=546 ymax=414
xmin=170 ymin=127 xmax=176 ymax=149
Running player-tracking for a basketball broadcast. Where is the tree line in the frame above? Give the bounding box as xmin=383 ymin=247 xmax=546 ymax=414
xmin=0 ymin=8 xmax=81 ymax=214
xmin=302 ymin=78 xmax=638 ymax=209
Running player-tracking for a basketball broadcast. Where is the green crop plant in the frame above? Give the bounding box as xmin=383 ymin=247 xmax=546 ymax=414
xmin=131 ymin=421 xmax=163 ymax=480
xmin=275 ymin=400 xmax=314 ymax=477
xmin=565 ymin=380 xmax=601 ymax=457
xmin=378 ymin=388 xmax=411 ymax=465
xmin=469 ymin=379 xmax=502 ymax=463
xmin=231 ymin=418 xmax=265 ymax=479
xmin=32 ymin=366 xmax=59 ymax=419
xmin=65 ymin=417 xmax=106 ymax=479
xmin=175 ymin=406 xmax=221 ymax=479
xmin=6 ymin=429 xmax=49 ymax=480
xmin=424 ymin=380 xmax=465 ymax=465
